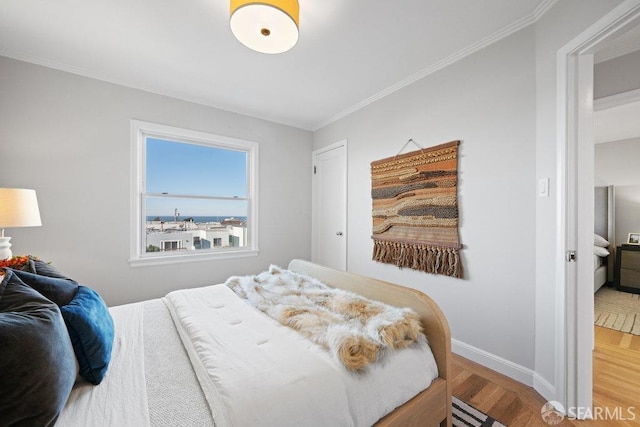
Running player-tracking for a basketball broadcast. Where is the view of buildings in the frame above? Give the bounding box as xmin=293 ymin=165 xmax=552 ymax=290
xmin=145 ymin=213 xmax=247 ymax=253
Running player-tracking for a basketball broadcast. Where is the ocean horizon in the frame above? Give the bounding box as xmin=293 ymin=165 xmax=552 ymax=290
xmin=146 ymin=215 xmax=247 ymax=223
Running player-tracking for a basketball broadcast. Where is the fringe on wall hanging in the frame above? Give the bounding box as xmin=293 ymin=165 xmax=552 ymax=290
xmin=371 ymin=140 xmax=463 ymax=278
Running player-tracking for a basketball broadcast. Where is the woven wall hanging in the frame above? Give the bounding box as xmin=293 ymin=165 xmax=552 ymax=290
xmin=371 ymin=140 xmax=463 ymax=278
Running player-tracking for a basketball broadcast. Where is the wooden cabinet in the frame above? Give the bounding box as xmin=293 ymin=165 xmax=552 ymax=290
xmin=616 ymin=245 xmax=640 ymax=294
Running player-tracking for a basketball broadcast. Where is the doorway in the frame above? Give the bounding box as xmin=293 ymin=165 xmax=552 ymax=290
xmin=559 ymin=0 xmax=640 ymax=413
xmin=311 ymin=141 xmax=347 ymax=270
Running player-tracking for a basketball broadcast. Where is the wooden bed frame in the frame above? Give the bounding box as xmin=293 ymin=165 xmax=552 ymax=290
xmin=288 ymin=259 xmax=452 ymax=427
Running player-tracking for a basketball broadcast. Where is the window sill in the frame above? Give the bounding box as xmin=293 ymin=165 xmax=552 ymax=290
xmin=129 ymin=248 xmax=260 ymax=267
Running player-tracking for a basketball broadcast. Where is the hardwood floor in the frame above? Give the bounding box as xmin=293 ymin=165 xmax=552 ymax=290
xmin=452 ymin=326 xmax=640 ymax=426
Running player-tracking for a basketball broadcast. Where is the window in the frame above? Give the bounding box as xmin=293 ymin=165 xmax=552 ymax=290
xmin=130 ymin=120 xmax=259 ymax=266
xmin=161 ymin=240 xmax=181 ymax=251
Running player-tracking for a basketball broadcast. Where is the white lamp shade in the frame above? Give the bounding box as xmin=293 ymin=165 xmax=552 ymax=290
xmin=0 ymin=188 xmax=42 ymax=228
xmin=230 ymin=0 xmax=299 ymax=54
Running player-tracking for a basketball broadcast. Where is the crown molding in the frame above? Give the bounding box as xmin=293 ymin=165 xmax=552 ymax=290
xmin=532 ymin=0 xmax=559 ymax=20
xmin=594 ymin=87 xmax=640 ymax=110
xmin=311 ymin=0 xmax=559 ymax=131
xmin=595 ymin=40 xmax=640 ymax=63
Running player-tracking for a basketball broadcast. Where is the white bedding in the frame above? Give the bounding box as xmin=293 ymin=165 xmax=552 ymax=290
xmin=164 ymin=284 xmax=438 ymax=427
xmin=594 ymin=255 xmax=607 ymax=293
xmin=58 ymin=282 xmax=438 ymax=427
xmin=594 ymin=254 xmax=603 ymax=271
xmin=57 ymin=303 xmax=150 ymax=427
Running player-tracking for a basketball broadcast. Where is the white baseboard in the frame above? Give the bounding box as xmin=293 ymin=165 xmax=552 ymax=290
xmin=533 ymin=373 xmax=556 ymax=403
xmin=452 ymin=339 xmax=534 ymax=387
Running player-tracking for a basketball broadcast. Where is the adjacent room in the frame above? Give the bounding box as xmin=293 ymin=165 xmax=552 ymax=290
xmin=591 ymin=40 xmax=640 ymax=420
xmin=1 ymin=0 xmax=640 ymax=426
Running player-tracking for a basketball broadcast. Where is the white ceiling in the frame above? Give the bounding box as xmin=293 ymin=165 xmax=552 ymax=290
xmin=0 ymin=0 xmax=553 ymax=131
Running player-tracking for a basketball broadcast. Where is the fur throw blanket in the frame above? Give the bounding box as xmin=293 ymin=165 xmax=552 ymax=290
xmin=225 ymin=266 xmax=423 ymax=372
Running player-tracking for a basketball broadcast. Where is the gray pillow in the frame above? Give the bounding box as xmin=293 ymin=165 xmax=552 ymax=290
xmin=0 ymin=269 xmax=77 ymax=426
xmin=11 ymin=269 xmax=79 ymax=306
xmin=26 ymin=256 xmax=75 ymax=280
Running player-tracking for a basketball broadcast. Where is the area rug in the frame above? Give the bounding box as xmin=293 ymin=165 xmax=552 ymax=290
xmin=594 ymin=287 xmax=640 ymax=335
xmin=370 ymin=140 xmax=463 ymax=278
xmin=453 ymin=396 xmax=506 ymax=427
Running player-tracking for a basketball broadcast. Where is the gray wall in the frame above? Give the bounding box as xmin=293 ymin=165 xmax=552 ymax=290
xmin=595 ymin=137 xmax=640 ymax=186
xmin=314 ymin=27 xmax=538 ymax=373
xmin=596 ymin=137 xmax=640 ymax=246
xmin=0 ymin=56 xmax=313 ymax=306
xmin=313 ymin=0 xmax=622 ymax=397
xmin=533 ymin=0 xmax=622 ymax=395
xmin=595 ymin=50 xmax=640 ymax=99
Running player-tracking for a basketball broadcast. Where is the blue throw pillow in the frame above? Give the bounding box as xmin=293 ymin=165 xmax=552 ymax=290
xmin=0 ymin=269 xmax=77 ymax=426
xmin=61 ymin=286 xmax=115 ymax=385
xmin=11 ymin=269 xmax=79 ymax=306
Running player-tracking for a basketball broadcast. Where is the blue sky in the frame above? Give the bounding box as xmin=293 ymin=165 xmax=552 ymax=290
xmin=145 ymin=138 xmax=248 ymax=217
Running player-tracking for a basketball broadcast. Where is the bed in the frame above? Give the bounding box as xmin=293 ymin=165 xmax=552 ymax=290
xmin=1 ymin=259 xmax=452 ymax=427
xmin=594 ymin=186 xmax=613 ymax=293
xmin=594 ymin=248 xmax=608 ymax=293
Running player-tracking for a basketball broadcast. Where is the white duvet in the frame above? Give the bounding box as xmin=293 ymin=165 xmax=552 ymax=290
xmin=164 ymin=284 xmax=438 ymax=427
xmin=57 ymin=303 xmax=150 ymax=427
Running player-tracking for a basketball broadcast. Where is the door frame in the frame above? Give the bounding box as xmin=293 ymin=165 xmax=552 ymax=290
xmin=557 ymin=0 xmax=640 ymax=412
xmin=311 ymin=140 xmax=348 ymax=270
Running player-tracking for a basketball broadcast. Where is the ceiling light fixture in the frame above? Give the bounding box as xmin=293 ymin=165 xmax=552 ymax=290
xmin=230 ymin=0 xmax=299 ymax=54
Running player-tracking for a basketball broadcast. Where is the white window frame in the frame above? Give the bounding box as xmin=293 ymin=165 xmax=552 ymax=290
xmin=130 ymin=120 xmax=259 ymax=267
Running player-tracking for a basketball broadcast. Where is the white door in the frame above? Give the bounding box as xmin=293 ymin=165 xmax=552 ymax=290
xmin=312 ymin=141 xmax=347 ymax=270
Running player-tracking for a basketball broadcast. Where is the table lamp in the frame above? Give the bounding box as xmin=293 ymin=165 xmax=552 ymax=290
xmin=0 ymin=188 xmax=42 ymax=260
